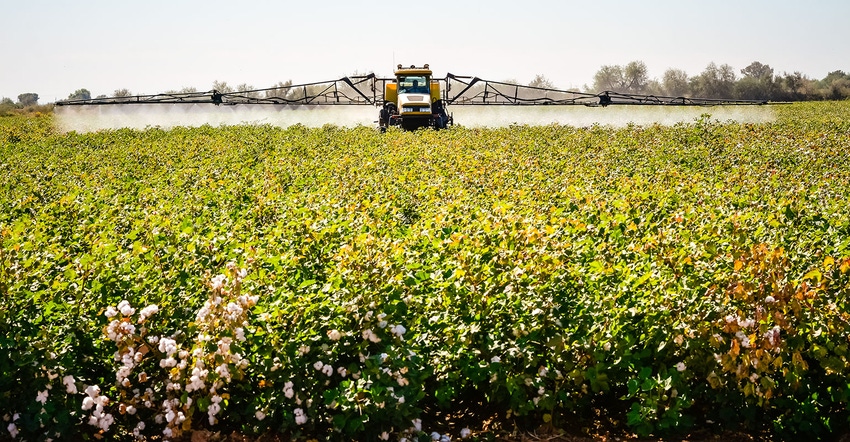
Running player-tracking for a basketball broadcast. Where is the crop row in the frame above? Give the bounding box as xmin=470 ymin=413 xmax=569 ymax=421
xmin=1 ymin=104 xmax=850 ymax=440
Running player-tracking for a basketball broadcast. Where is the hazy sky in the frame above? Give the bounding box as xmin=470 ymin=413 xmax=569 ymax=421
xmin=2 ymin=0 xmax=848 ymax=103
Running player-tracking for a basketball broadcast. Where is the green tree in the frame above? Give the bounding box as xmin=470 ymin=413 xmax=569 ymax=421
xmin=235 ymin=83 xmax=261 ymax=99
xmin=593 ymin=65 xmax=625 ymax=91
xmin=623 ymin=60 xmax=649 ymax=93
xmin=17 ymin=93 xmax=39 ymax=106
xmin=0 ymin=97 xmax=16 ymax=115
xmin=735 ymin=61 xmax=776 ymax=100
xmin=528 ymin=74 xmax=555 ymax=89
xmin=779 ymin=71 xmax=809 ymax=100
xmin=740 ymin=61 xmax=774 ymax=81
xmin=690 ymin=62 xmax=736 ymax=98
xmin=212 ymin=80 xmax=233 ymax=93
xmin=661 ymin=68 xmax=690 ymax=96
xmin=264 ymin=80 xmax=294 ymax=99
xmin=817 ymin=70 xmax=850 ymax=100
xmin=592 ymin=61 xmax=648 ymax=93
xmin=67 ymin=88 xmax=91 ymax=101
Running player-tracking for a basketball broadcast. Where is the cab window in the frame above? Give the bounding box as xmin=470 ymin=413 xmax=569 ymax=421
xmin=398 ymin=76 xmax=430 ymax=94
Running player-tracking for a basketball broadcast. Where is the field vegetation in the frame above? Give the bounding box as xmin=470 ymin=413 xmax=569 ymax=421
xmin=1 ymin=102 xmax=850 ymax=441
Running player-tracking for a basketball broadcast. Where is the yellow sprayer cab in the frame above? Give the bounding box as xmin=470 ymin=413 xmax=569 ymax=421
xmin=379 ymin=64 xmax=451 ymax=131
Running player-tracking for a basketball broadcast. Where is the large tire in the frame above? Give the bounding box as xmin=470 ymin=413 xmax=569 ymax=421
xmin=432 ymin=100 xmax=450 ymax=129
xmin=379 ymin=102 xmax=397 ymax=132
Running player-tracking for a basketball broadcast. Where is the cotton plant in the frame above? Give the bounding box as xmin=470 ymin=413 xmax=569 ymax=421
xmin=78 ymin=262 xmax=257 ymax=440
xmin=2 ymin=356 xmax=83 ymax=441
xmin=248 ymin=288 xmax=425 ymax=439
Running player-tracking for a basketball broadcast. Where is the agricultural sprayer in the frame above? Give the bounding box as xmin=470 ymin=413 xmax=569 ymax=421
xmin=55 ymin=64 xmax=778 ymax=131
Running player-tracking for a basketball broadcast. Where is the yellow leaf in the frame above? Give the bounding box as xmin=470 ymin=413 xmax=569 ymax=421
xmin=803 ymin=269 xmax=822 ymax=282
xmin=734 ymin=260 xmax=743 ymax=272
xmin=824 ymin=256 xmax=835 ymax=267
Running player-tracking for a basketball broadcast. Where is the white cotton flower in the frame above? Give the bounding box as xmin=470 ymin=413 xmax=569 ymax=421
xmin=313 ymin=361 xmax=324 ymax=371
xmin=676 ymin=362 xmax=687 ymax=372
xmin=294 ymin=408 xmax=307 ymax=425
xmin=138 ymin=304 xmax=158 ymax=321
xmin=735 ymin=331 xmax=751 ymax=348
xmin=397 ymin=395 xmax=405 ymax=404
xmin=538 ymin=367 xmax=548 ymax=377
xmin=765 ymin=295 xmax=776 ymax=303
xmin=7 ymin=423 xmax=18 ymax=439
xmin=211 ymin=274 xmax=226 ymax=291
xmin=208 ymin=402 xmax=221 ymax=416
xmin=412 ymin=418 xmax=422 ymax=431
xmin=531 ymin=308 xmax=543 ymax=315
xmin=215 ymin=364 xmax=230 ymax=380
xmin=255 ymin=410 xmax=266 ymax=421
xmin=321 ymin=364 xmax=333 ymax=377
xmin=431 ymin=432 xmax=441 ymax=441
xmin=491 ymin=356 xmax=501 ymax=363
xmin=337 ymin=366 xmax=348 ymax=377
xmin=390 ymin=324 xmax=406 ymax=337
xmin=105 ymin=306 xmax=118 ymax=318
xmin=725 ymin=314 xmax=736 ymax=324
xmin=117 ymin=300 xmax=135 ymax=316
xmin=126 ymin=405 xmax=136 ymax=415
xmin=235 ymin=327 xmax=246 ymax=342
xmin=380 ymin=431 xmax=390 ymax=440
xmin=765 ymin=326 xmax=781 ymax=347
xmin=85 ymin=385 xmax=100 ymax=398
xmin=81 ymin=396 xmax=94 ymax=411
xmin=158 ymin=338 xmax=178 ymax=356
xmin=99 ymin=413 xmax=114 ymax=431
xmin=328 ymin=329 xmax=342 ymax=341
xmin=35 ymin=389 xmax=48 ymax=404
xmin=460 ymin=428 xmax=471 ymax=439
xmin=363 ymin=329 xmax=381 ymax=343
xmin=217 ymin=338 xmax=231 ymax=354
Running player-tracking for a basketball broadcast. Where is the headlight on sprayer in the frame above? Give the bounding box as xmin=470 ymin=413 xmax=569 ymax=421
xmin=402 ymin=106 xmax=430 ymax=113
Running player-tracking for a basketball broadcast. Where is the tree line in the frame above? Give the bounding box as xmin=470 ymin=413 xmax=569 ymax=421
xmin=588 ymin=60 xmax=850 ymax=101
xmin=2 ymin=61 xmax=849 ymax=114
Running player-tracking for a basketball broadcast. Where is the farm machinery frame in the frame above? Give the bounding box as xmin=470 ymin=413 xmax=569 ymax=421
xmin=55 ymin=64 xmax=775 ymax=131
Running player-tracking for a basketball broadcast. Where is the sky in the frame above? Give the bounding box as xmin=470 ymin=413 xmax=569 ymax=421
xmin=2 ymin=0 xmax=849 ymax=103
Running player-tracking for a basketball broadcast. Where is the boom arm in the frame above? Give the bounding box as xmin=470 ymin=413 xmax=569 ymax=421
xmin=55 ymin=73 xmax=775 ymax=107
xmin=442 ymin=74 xmax=769 ymax=106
